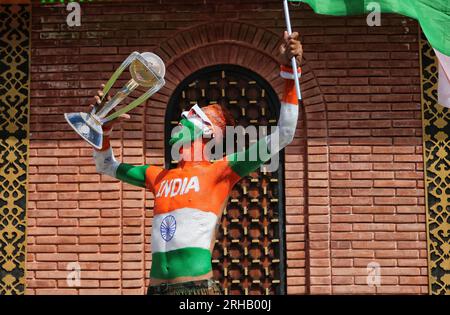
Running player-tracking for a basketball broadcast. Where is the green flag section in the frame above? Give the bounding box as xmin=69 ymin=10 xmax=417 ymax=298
xmin=150 ymin=247 xmax=212 ymax=279
xmin=291 ymin=0 xmax=450 ymax=57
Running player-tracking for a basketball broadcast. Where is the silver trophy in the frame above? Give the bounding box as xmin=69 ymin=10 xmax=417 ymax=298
xmin=64 ymin=52 xmax=165 ymax=149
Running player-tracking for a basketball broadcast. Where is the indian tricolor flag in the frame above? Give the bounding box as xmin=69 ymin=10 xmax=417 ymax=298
xmin=151 ymin=207 xmax=218 ymax=279
xmin=290 ymin=0 xmax=450 ymax=108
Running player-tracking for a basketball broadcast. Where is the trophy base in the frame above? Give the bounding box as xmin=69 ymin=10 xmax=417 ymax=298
xmin=64 ymin=112 xmax=103 ymax=150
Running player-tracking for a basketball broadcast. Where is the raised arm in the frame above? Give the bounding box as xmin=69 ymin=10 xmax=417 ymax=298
xmin=91 ymin=86 xmax=149 ymax=188
xmin=93 ymin=128 xmax=148 ymax=188
xmin=225 ymin=31 xmax=302 ymax=178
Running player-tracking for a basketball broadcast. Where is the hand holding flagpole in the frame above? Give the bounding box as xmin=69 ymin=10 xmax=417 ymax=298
xmin=283 ymin=0 xmax=302 ymax=102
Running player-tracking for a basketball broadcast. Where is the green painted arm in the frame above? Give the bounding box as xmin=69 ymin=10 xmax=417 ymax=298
xmin=116 ymin=163 xmax=149 ymax=188
xmin=226 ymin=137 xmax=271 ymax=178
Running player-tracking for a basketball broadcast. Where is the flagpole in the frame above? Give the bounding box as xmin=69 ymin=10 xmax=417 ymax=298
xmin=282 ymin=0 xmax=302 ymax=101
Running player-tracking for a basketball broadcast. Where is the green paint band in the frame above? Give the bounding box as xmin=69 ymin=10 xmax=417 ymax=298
xmin=169 ymin=118 xmax=203 ymax=146
xmin=151 ymin=247 xmax=212 ymax=279
xmin=227 ymin=137 xmax=271 ymax=177
xmin=116 ymin=163 xmax=148 ymax=188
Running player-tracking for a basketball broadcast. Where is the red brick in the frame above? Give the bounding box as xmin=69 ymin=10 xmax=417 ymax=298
xmin=27 ymin=3 xmax=427 ymax=296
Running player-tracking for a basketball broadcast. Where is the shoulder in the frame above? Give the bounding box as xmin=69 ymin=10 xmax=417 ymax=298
xmin=145 ymin=165 xmax=167 ymax=180
xmin=212 ymin=158 xmax=241 ymax=183
xmin=145 ymin=165 xmax=168 ymax=193
xmin=211 ymin=158 xmax=231 ymax=171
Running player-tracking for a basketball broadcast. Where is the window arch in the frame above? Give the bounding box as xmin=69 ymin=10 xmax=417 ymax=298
xmin=164 ymin=65 xmax=287 ymax=295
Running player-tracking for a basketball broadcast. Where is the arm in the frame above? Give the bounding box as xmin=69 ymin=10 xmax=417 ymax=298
xmin=226 ymin=65 xmax=300 ymax=178
xmin=225 ymin=31 xmax=302 ymax=179
xmin=93 ymin=127 xmax=148 ymax=188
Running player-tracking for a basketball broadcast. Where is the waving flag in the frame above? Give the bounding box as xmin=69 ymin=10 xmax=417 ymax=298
xmin=290 ymin=0 xmax=450 ymax=108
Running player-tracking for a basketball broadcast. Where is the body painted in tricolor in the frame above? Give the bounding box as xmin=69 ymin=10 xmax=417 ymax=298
xmin=92 ymin=31 xmax=303 ymax=294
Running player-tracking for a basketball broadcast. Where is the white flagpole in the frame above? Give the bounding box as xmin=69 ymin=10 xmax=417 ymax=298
xmin=282 ymin=0 xmax=302 ymax=101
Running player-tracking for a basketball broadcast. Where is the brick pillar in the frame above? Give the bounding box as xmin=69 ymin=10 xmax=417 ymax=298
xmin=301 ymin=64 xmax=332 ymax=294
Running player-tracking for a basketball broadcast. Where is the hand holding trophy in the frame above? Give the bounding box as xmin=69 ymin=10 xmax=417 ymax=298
xmin=64 ymin=52 xmax=166 ymax=149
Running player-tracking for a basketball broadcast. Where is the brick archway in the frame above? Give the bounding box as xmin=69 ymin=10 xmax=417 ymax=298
xmin=143 ymin=21 xmax=331 ymax=294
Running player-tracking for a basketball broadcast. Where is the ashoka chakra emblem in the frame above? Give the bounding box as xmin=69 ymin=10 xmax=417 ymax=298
xmin=160 ymin=215 xmax=176 ymax=242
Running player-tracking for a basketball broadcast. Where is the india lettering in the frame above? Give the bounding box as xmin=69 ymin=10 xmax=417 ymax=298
xmin=156 ymin=176 xmax=200 ymax=198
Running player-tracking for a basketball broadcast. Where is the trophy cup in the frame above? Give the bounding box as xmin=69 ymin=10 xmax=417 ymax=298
xmin=64 ymin=52 xmax=165 ymax=149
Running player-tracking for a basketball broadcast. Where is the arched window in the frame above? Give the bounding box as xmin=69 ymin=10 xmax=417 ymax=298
xmin=165 ymin=65 xmax=286 ymax=295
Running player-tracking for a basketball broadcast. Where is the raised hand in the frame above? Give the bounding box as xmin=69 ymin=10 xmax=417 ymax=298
xmin=279 ymin=31 xmax=303 ymax=67
xmin=90 ymin=84 xmax=130 ymax=133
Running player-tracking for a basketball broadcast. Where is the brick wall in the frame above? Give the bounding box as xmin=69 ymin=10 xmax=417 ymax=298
xmin=27 ymin=0 xmax=428 ymax=294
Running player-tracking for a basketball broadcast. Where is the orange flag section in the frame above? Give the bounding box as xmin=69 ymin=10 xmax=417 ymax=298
xmin=280 ymin=65 xmax=301 ymax=105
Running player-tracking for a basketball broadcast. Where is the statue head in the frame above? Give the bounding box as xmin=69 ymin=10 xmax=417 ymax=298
xmin=169 ymin=103 xmax=235 ymax=150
